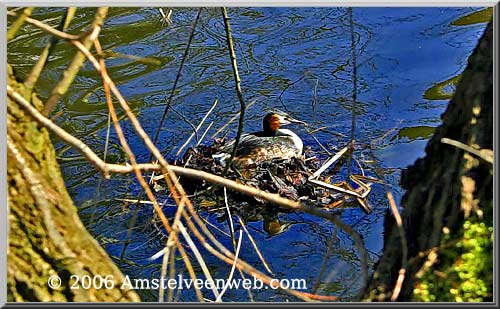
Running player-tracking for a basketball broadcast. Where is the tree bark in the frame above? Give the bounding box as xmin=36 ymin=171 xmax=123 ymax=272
xmin=364 ymin=21 xmax=493 ymax=301
xmin=7 ymin=65 xmax=140 ymax=302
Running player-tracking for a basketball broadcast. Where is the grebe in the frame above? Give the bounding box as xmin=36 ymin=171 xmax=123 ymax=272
xmin=214 ymin=112 xmax=304 ymax=168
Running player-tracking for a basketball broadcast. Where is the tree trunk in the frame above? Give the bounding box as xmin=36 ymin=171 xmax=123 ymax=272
xmin=7 ymin=65 xmax=141 ymax=302
xmin=364 ymin=21 xmax=493 ymax=301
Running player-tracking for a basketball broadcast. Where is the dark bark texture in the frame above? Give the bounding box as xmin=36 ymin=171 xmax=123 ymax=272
xmin=364 ymin=21 xmax=493 ymax=301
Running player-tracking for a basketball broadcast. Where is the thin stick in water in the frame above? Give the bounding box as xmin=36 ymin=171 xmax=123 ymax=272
xmin=221 ymin=7 xmax=246 ymax=173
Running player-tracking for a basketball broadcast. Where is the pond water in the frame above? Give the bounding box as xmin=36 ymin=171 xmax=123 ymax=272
xmin=7 ymin=6 xmax=491 ymax=302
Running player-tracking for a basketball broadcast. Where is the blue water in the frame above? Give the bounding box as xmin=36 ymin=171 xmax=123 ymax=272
xmin=7 ymin=6 xmax=490 ymax=302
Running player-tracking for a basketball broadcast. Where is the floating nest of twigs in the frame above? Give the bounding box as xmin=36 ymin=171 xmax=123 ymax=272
xmin=180 ymin=145 xmax=324 ymax=202
xmin=153 ymin=141 xmax=376 ymax=216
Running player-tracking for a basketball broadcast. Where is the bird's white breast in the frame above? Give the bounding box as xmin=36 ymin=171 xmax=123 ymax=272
xmin=277 ymin=128 xmax=303 ymax=154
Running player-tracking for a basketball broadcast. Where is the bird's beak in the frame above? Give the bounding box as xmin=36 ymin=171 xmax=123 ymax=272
xmin=284 ymin=116 xmax=306 ymax=125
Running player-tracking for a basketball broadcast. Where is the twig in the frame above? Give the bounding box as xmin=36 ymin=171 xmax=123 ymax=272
xmin=43 ymin=7 xmax=108 ymax=116
xmin=116 ymin=198 xmax=170 ymax=206
xmin=215 ymin=230 xmax=243 ymax=302
xmin=200 ymin=215 xmax=231 ymax=238
xmin=387 ymin=191 xmax=407 ymax=301
xmin=129 ymin=9 xmax=201 ymax=259
xmin=346 ymin=7 xmax=358 ymax=177
xmin=176 ymin=98 xmax=218 ymax=157
xmin=353 ymin=157 xmax=365 ymax=177
xmin=92 ymin=39 xmax=204 ymax=302
xmin=25 ymin=7 xmax=77 ymax=91
xmin=170 ymin=106 xmax=199 ymax=140
xmin=312 ymin=77 xmax=319 ymax=112
xmin=211 ymin=99 xmax=256 ymax=139
xmin=310 ymin=126 xmax=348 ymax=139
xmin=150 ymin=8 xmax=202 ymax=158
xmin=7 ymin=7 xmax=34 ymax=41
xmin=158 ymin=8 xmax=173 ymax=26
xmin=7 ymin=10 xmax=80 ymax=40
xmin=345 ymin=181 xmax=371 ymax=214
xmin=221 ymin=7 xmax=246 ymax=173
xmin=159 ymin=237 xmax=173 ymax=302
xmin=308 ymin=179 xmax=364 ymax=198
xmin=278 ymin=74 xmax=307 ymax=102
xmin=441 ymin=137 xmax=493 ymax=164
xmin=181 ymin=121 xmax=213 ymax=166
xmin=223 ymin=187 xmax=237 ymax=250
xmin=197 ymin=122 xmax=213 ymax=146
xmin=309 ymin=144 xmax=350 ymax=180
xmin=237 ymin=216 xmax=274 ymax=275
xmin=167 ymin=247 xmax=177 ymax=302
xmin=103 ymin=109 xmax=112 ymax=162
xmin=308 ymin=132 xmax=332 ymax=155
xmin=312 ymin=227 xmax=337 ymax=293
xmin=178 ymin=222 xmax=220 ymax=300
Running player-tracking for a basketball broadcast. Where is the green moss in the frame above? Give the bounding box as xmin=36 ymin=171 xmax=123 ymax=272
xmin=413 ymin=220 xmax=493 ymax=302
xmin=24 ymin=122 xmax=45 ymax=157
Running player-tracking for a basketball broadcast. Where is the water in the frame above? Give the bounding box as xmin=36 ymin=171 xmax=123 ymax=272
xmin=7 ymin=6 xmax=490 ymax=302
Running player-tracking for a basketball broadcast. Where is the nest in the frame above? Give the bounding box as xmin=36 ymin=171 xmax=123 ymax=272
xmin=152 ymin=140 xmax=374 ymax=212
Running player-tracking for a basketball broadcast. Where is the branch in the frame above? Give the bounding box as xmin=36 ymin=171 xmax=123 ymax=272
xmin=25 ymin=7 xmax=77 ymax=91
xmin=346 ymin=7 xmax=358 ymax=177
xmin=6 ymin=7 xmax=34 ymax=41
xmin=7 ymin=85 xmax=111 ymax=178
xmin=387 ymin=191 xmax=408 ymax=301
xmin=11 ymin=77 xmax=361 ymax=302
xmin=441 ymin=137 xmax=493 ymax=165
xmin=8 ymin=82 xmax=360 ymax=232
xmin=150 ymin=8 xmax=203 ymax=159
xmin=7 ymin=10 xmax=80 ymax=40
xmin=43 ymin=7 xmax=109 ymax=116
xmin=221 ymin=7 xmax=246 ymax=173
xmin=9 ymin=16 xmax=367 ymax=300
xmin=92 ymin=39 xmax=205 ymax=302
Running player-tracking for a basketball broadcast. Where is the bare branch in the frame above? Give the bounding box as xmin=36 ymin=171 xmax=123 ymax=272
xmin=221 ymin=7 xmax=246 ymax=172
xmin=441 ymin=137 xmax=493 ymax=164
xmin=151 ymin=8 xmax=203 ymax=157
xmin=346 ymin=7 xmax=358 ymax=177
xmin=92 ymin=39 xmax=205 ymax=302
xmin=43 ymin=7 xmax=109 ymax=116
xmin=25 ymin=7 xmax=77 ymax=91
xmin=176 ymin=98 xmax=218 ymax=157
xmin=387 ymin=191 xmax=407 ymax=301
xmin=7 ymin=85 xmax=111 ymax=178
xmin=7 ymin=7 xmax=34 ymax=41
xmin=7 ymin=10 xmax=80 ymax=41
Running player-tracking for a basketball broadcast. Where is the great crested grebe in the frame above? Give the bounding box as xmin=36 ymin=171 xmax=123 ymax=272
xmin=214 ymin=112 xmax=305 ymax=168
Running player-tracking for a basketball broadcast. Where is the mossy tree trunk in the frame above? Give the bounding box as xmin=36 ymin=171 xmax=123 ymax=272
xmin=364 ymin=21 xmax=493 ymax=301
xmin=7 ymin=65 xmax=140 ymax=302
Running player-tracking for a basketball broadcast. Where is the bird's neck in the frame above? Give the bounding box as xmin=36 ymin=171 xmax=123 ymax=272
xmin=263 ymin=128 xmax=278 ymax=136
xmin=277 ymin=129 xmax=303 ymax=153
